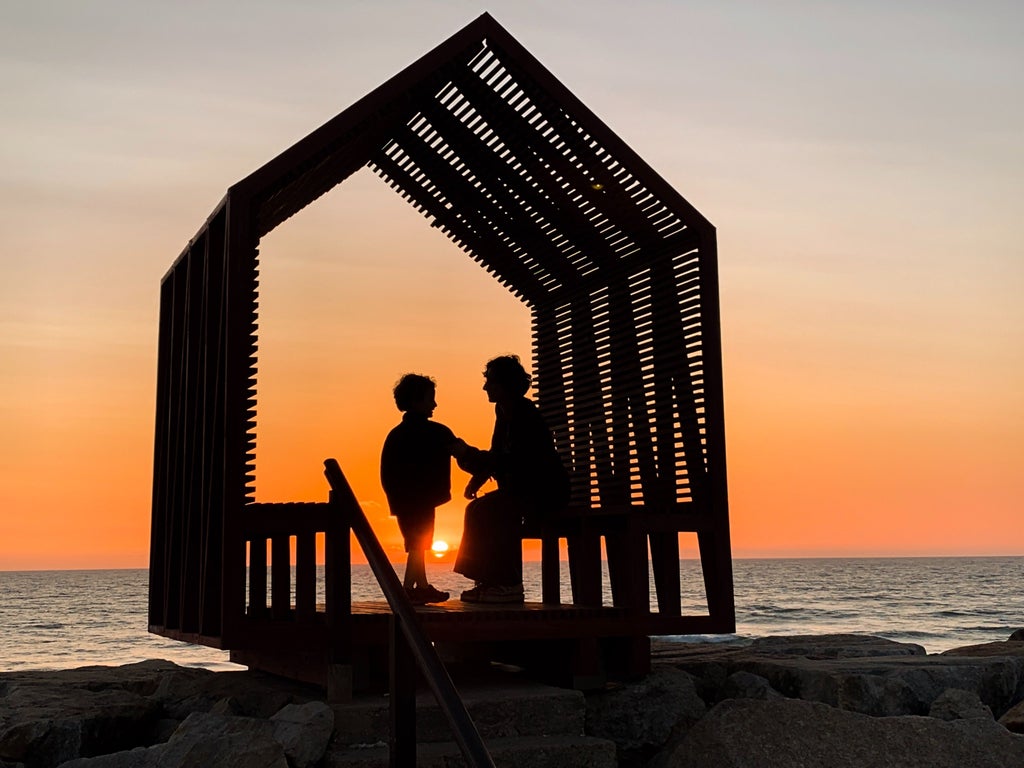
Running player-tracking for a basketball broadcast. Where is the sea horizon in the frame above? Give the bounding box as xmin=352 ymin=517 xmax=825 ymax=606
xmin=3 ymin=552 xmax=1021 ymax=574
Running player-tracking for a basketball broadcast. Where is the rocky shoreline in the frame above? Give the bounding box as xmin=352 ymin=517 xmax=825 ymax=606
xmin=2 ymin=631 xmax=1022 ymax=768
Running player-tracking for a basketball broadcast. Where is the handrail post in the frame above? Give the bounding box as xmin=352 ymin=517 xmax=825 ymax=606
xmin=390 ymin=615 xmax=417 ymax=767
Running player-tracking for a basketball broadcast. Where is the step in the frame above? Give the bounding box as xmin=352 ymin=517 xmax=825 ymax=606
xmin=332 ymin=678 xmax=586 ymax=745
xmin=324 ymin=733 xmax=618 ymax=768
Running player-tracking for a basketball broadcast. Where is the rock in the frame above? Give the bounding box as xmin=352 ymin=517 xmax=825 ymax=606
xmin=1000 ymin=700 xmax=1024 ymax=734
xmin=208 ymin=697 xmax=244 ymax=716
xmin=54 ymin=704 xmax=329 ymax=768
xmin=939 ymin=642 xmax=1024 ymax=708
xmin=8 ymin=641 xmax=1024 ymax=768
xmin=159 ymin=712 xmax=288 ymax=768
xmin=149 ymin=669 xmax=307 ymax=720
xmin=929 ymin=688 xmax=993 ymax=721
xmin=270 ymin=702 xmax=334 ymax=768
xmin=748 ymin=634 xmax=926 ymax=659
xmin=656 ymin=635 xmax=1024 ymax=719
xmin=651 ymin=634 xmax=926 ymax=665
xmin=943 ymin=641 xmax=1024 ymax=659
xmin=57 ymin=747 xmax=159 ymax=767
xmin=2 ymin=661 xmax=178 ymax=697
xmin=1010 ymin=630 xmax=1024 ymax=642
xmin=0 ymin=661 xmax=323 ymax=768
xmin=152 ymin=720 xmax=179 ymax=744
xmin=0 ymin=719 xmax=81 ymax=768
xmin=584 ymin=666 xmax=705 ymax=767
xmin=660 ymin=698 xmax=1024 ymax=768
xmin=0 ymin=685 xmax=160 ymax=768
xmin=721 ymin=671 xmax=784 ymax=702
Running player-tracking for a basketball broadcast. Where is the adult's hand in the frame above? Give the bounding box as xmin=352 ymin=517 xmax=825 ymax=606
xmin=464 ymin=476 xmax=486 ymax=499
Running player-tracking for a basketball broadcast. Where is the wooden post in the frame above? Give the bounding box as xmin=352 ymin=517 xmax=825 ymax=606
xmin=326 ymin=489 xmax=353 ymax=702
xmin=540 ymin=529 xmax=561 ymax=604
xmin=390 ymin=616 xmax=417 ymax=768
xmin=567 ymin=530 xmax=603 ymax=607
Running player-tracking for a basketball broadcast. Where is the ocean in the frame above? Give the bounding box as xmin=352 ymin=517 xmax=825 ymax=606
xmin=1 ymin=557 xmax=1020 ymax=672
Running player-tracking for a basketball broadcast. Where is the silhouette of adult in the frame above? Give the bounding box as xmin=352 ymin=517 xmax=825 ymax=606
xmin=454 ymin=355 xmax=569 ymax=603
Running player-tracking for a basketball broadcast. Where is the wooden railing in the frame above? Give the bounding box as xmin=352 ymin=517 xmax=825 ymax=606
xmin=239 ymin=501 xmax=334 ymax=622
xmin=323 ymin=458 xmax=495 ymax=768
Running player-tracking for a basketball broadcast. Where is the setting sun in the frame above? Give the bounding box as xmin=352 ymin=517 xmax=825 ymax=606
xmin=431 ymin=540 xmax=450 ymax=558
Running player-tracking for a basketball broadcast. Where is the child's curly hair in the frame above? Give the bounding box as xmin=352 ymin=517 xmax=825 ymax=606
xmin=392 ymin=373 xmax=436 ymax=411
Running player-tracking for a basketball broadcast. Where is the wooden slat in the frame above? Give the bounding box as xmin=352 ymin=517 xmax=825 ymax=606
xmin=271 ymin=535 xmax=291 ymax=620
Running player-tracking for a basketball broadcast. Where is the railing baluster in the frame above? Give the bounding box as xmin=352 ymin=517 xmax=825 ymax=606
xmin=296 ymin=531 xmax=316 ymax=620
xmin=248 ymin=538 xmax=267 ymax=617
xmin=271 ymin=534 xmax=291 ymax=619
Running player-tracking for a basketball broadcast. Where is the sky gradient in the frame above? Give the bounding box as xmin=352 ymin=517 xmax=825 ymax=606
xmin=2 ymin=0 xmax=1022 ymax=570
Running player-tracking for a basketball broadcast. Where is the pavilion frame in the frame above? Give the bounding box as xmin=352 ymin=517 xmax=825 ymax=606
xmin=149 ymin=13 xmax=734 ymax=662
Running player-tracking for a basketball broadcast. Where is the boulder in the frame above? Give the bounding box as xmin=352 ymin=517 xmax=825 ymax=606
xmin=1 ymin=661 xmax=178 ymax=697
xmin=158 ymin=712 xmax=288 ymax=768
xmin=656 ymin=635 xmax=1024 ymax=718
xmin=0 ymin=661 xmax=323 ymax=768
xmin=57 ymin=747 xmax=158 ymax=768
xmin=584 ymin=666 xmax=705 ymax=768
xmin=721 ymin=671 xmax=784 ymax=702
xmin=270 ymin=702 xmax=334 ymax=768
xmin=149 ymin=669 xmax=307 ymax=720
xmin=651 ymin=634 xmax=926 ymax=665
xmin=1010 ymin=630 xmax=1024 ymax=642
xmin=929 ymin=688 xmax=993 ymax=721
xmin=660 ymin=698 xmax=1024 ymax=768
xmin=748 ymin=634 xmax=926 ymax=658
xmin=55 ymin=705 xmax=329 ymax=768
xmin=0 ymin=685 xmax=160 ymax=768
xmin=942 ymin=641 xmax=1024 ymax=659
xmin=1000 ymin=700 xmax=1024 ymax=734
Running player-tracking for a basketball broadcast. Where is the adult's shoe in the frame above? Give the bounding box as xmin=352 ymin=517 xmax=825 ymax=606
xmin=460 ymin=583 xmax=484 ymax=602
xmin=474 ymin=584 xmax=525 ymax=604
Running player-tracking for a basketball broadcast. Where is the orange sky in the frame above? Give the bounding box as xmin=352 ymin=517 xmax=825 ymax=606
xmin=2 ymin=1 xmax=1022 ymax=570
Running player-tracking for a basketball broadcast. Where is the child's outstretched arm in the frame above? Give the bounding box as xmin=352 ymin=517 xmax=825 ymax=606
xmin=450 ymin=437 xmax=469 ymax=460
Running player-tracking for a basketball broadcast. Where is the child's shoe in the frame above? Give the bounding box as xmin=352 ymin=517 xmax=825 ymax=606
xmin=405 ymin=587 xmax=428 ymax=605
xmin=419 ymin=585 xmax=450 ymax=604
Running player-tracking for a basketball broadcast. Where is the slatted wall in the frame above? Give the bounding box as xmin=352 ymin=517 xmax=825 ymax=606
xmin=149 ymin=199 xmax=260 ymax=645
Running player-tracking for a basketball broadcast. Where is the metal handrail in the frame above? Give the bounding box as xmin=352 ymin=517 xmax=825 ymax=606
xmin=323 ymin=458 xmax=495 ymax=768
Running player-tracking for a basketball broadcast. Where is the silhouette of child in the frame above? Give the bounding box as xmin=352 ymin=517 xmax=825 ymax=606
xmin=381 ymin=374 xmax=466 ymax=605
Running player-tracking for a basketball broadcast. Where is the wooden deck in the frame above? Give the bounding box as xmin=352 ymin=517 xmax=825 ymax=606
xmin=344 ymin=599 xmax=719 ymax=641
xmin=348 ymin=599 xmax=630 ymax=643
xmin=209 ymin=597 xmax=717 ymax=689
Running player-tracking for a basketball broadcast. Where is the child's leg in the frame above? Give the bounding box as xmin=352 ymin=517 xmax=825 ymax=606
xmin=403 ymin=551 xmax=417 ymax=590
xmin=407 ymin=548 xmax=427 ymax=589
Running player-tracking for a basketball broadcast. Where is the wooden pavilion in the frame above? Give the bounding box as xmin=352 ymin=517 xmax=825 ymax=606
xmin=149 ymin=13 xmax=734 ymax=690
